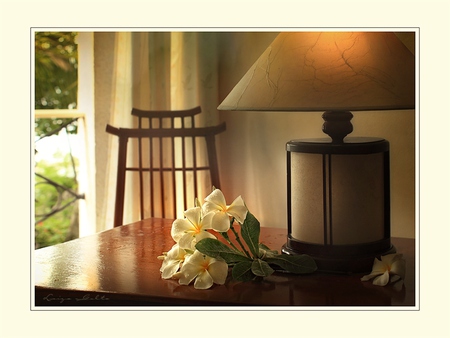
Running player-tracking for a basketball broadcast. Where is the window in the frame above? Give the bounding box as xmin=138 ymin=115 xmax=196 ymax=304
xmin=34 ymin=31 xmax=95 ymax=247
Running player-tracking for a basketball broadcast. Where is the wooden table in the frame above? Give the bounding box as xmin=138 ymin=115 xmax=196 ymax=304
xmin=34 ymin=218 xmax=416 ymax=307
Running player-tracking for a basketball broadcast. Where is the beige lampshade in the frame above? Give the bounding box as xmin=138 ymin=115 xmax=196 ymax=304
xmin=218 ymin=32 xmax=415 ymax=112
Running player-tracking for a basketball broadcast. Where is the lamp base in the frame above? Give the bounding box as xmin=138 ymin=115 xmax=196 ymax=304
xmin=282 ymin=238 xmax=396 ymax=274
xmin=286 ymin=136 xmax=393 ymax=274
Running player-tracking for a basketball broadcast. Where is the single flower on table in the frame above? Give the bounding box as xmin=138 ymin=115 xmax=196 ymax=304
xmin=361 ymin=253 xmax=406 ymax=289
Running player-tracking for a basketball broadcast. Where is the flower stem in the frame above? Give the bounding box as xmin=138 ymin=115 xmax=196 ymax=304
xmin=219 ymin=231 xmax=240 ymax=252
xmin=230 ymin=222 xmax=251 ymax=258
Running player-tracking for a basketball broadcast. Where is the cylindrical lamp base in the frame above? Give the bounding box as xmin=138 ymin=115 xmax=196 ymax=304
xmin=286 ymin=137 xmax=393 ymax=273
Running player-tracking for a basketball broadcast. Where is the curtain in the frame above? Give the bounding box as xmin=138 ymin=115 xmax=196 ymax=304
xmin=169 ymin=32 xmax=219 ymax=126
xmin=101 ymin=32 xmax=134 ymax=229
xmin=169 ymin=32 xmax=220 ymax=213
xmin=102 ymin=31 xmax=220 ymax=229
xmin=132 ymin=32 xmax=171 ymax=110
xmin=132 ymin=32 xmax=219 ymax=124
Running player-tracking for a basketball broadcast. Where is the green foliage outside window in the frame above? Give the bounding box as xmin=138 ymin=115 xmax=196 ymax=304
xmin=35 ymin=31 xmax=80 ymax=248
xmin=35 ymin=153 xmax=79 ymax=248
xmin=35 ymin=31 xmax=78 ymax=137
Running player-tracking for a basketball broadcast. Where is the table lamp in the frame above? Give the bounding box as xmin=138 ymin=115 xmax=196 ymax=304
xmin=218 ymin=32 xmax=415 ymax=273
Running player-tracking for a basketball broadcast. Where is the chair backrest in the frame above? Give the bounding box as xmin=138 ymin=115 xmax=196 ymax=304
xmin=106 ymin=106 xmax=226 ymax=227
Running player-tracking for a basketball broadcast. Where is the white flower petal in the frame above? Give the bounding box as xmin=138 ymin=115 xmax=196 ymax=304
xmin=370 ymin=257 xmax=388 ymax=275
xmin=226 ymin=195 xmax=248 ymax=223
xmin=178 ymin=263 xmax=201 ymax=286
xmin=361 ymin=272 xmax=382 ymax=282
xmin=161 ymin=261 xmax=182 ymax=279
xmin=182 ymin=250 xmax=203 ymax=265
xmin=204 ymin=189 xmax=227 ymax=209
xmin=184 ymin=207 xmax=202 ymax=226
xmin=193 ymin=271 xmax=214 ymax=289
xmin=201 ymin=211 xmax=214 ymax=229
xmin=172 ymin=271 xmax=184 ymax=280
xmin=171 ymin=219 xmax=191 ymax=242
xmin=211 ymin=211 xmax=231 ymax=232
xmin=390 ymin=256 xmax=406 ymax=280
xmin=178 ymin=233 xmax=196 ymax=250
xmin=373 ymin=270 xmax=390 ymax=286
xmin=208 ymin=260 xmax=228 ymax=285
xmin=361 ymin=257 xmax=385 ymax=282
xmin=182 ymin=252 xmax=193 ymax=264
xmin=165 ymin=244 xmax=182 ymax=258
xmin=202 ymin=201 xmax=220 ymax=214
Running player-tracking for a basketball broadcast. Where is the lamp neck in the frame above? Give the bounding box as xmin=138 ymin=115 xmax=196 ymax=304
xmin=322 ymin=110 xmax=354 ymax=144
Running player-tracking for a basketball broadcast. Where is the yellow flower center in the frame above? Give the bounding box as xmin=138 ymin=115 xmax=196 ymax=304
xmin=201 ymin=261 xmax=209 ymax=272
xmin=193 ymin=224 xmax=202 ymax=234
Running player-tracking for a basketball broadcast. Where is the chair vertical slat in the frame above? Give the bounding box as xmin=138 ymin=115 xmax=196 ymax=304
xmin=149 ymin=117 xmax=155 ymax=217
xmin=137 ymin=117 xmax=145 ymax=220
xmin=114 ymin=136 xmax=129 ymax=227
xmin=170 ymin=116 xmax=177 ymax=217
xmin=159 ymin=117 xmax=165 ymax=218
xmin=191 ymin=115 xmax=198 ymax=198
xmin=181 ymin=116 xmax=187 ymax=211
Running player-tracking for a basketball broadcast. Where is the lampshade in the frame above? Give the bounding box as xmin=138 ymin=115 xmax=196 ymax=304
xmin=218 ymin=32 xmax=415 ymax=112
xmin=218 ymin=31 xmax=415 ymax=273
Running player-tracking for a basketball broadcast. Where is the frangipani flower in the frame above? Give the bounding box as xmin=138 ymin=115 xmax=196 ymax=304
xmin=177 ymin=250 xmax=228 ymax=289
xmin=171 ymin=207 xmax=216 ymax=250
xmin=202 ymin=189 xmax=248 ymax=232
xmin=361 ymin=253 xmax=406 ymax=287
xmin=158 ymin=244 xmax=190 ymax=279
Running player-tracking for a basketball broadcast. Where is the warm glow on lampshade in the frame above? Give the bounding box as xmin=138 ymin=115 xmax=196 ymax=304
xmin=218 ymin=32 xmax=415 ymax=112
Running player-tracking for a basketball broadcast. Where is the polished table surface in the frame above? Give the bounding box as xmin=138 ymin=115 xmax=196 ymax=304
xmin=34 ymin=218 xmax=416 ymax=307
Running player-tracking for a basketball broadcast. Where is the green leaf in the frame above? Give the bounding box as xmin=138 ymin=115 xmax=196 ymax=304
xmin=266 ymin=254 xmax=317 ymax=274
xmin=232 ymin=261 xmax=255 ymax=282
xmin=195 ymin=238 xmax=250 ymax=264
xmin=251 ymin=259 xmax=274 ymax=277
xmin=258 ymin=243 xmax=278 ymax=258
xmin=240 ymin=212 xmax=260 ymax=258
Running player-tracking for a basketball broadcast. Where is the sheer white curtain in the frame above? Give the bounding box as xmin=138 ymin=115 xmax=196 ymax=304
xmin=102 ymin=31 xmax=220 ymax=229
xmin=101 ymin=32 xmax=134 ymax=229
xmin=132 ymin=32 xmax=171 ymax=110
xmin=132 ymin=32 xmax=219 ymax=124
xmin=169 ymin=32 xmax=219 ymax=126
xmin=170 ymin=32 xmax=220 ymax=206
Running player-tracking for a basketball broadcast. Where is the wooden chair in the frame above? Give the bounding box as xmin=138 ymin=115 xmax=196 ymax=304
xmin=106 ymin=106 xmax=226 ymax=227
